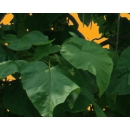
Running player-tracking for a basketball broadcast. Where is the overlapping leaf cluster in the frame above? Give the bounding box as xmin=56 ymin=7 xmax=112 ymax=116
xmin=0 ymin=13 xmax=130 ymax=117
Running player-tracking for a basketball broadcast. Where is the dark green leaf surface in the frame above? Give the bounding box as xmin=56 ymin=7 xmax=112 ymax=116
xmin=2 ymin=80 xmax=40 ymax=116
xmin=0 ymin=46 xmax=17 ymax=62
xmin=72 ymin=88 xmax=106 ymax=116
xmin=0 ymin=60 xmax=27 ymax=79
xmin=92 ymin=101 xmax=106 ymax=117
xmin=34 ymin=45 xmax=61 ymax=61
xmin=116 ymin=46 xmax=130 ymax=73
xmin=1 ymin=34 xmax=17 ymax=41
xmin=7 ymin=31 xmax=53 ymax=51
xmin=21 ymin=61 xmax=79 ymax=116
xmin=107 ymin=73 xmax=130 ymax=95
xmin=60 ymin=36 xmax=113 ymax=96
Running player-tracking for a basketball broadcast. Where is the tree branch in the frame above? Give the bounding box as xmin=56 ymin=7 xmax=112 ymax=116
xmin=100 ymin=33 xmax=130 ymax=47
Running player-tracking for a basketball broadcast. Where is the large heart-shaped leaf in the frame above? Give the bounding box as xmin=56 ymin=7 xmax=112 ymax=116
xmin=7 ymin=31 xmax=54 ymax=51
xmin=0 ymin=60 xmax=27 ymax=79
xmin=21 ymin=61 xmax=79 ymax=116
xmin=60 ymin=37 xmax=113 ymax=96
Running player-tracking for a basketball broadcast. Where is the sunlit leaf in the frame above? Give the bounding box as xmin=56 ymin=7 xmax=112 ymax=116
xmin=61 ymin=36 xmax=113 ymax=96
xmin=21 ymin=61 xmax=79 ymax=116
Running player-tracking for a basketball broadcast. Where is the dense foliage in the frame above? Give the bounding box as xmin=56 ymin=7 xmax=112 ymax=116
xmin=0 ymin=13 xmax=130 ymax=117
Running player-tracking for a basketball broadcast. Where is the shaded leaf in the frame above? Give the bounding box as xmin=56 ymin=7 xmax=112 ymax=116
xmin=107 ymin=73 xmax=130 ymax=95
xmin=92 ymin=100 xmax=106 ymax=117
xmin=72 ymin=88 xmax=106 ymax=116
xmin=1 ymin=24 xmax=11 ymax=31
xmin=1 ymin=34 xmax=17 ymax=41
xmin=116 ymin=46 xmax=130 ymax=73
xmin=0 ymin=60 xmax=27 ymax=79
xmin=79 ymin=70 xmax=99 ymax=94
xmin=2 ymin=80 xmax=40 ymax=116
xmin=0 ymin=45 xmax=17 ymax=62
xmin=71 ymin=92 xmax=91 ymax=112
xmin=34 ymin=45 xmax=61 ymax=61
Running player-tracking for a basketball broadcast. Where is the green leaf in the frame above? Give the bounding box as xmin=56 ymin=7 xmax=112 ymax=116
xmin=8 ymin=38 xmax=31 ymax=50
xmin=91 ymin=101 xmax=106 ymax=117
xmin=21 ymin=61 xmax=79 ymax=116
xmin=0 ymin=45 xmax=17 ymax=62
xmin=34 ymin=45 xmax=61 ymax=61
xmin=0 ymin=60 xmax=27 ymax=79
xmin=71 ymin=92 xmax=91 ymax=112
xmin=53 ymin=63 xmax=86 ymax=88
xmin=61 ymin=88 xmax=80 ymax=112
xmin=107 ymin=73 xmax=130 ymax=95
xmin=79 ymin=70 xmax=99 ymax=94
xmin=1 ymin=24 xmax=11 ymax=31
xmin=93 ymin=14 xmax=106 ymax=26
xmin=115 ymin=73 xmax=130 ymax=95
xmin=1 ymin=34 xmax=17 ymax=41
xmin=0 ymin=46 xmax=11 ymax=62
xmin=69 ymin=31 xmax=79 ymax=38
xmin=7 ymin=31 xmax=53 ymax=51
xmin=71 ymin=88 xmax=106 ymax=116
xmin=2 ymin=80 xmax=40 ymax=116
xmin=60 ymin=37 xmax=113 ymax=96
xmin=116 ymin=46 xmax=130 ymax=73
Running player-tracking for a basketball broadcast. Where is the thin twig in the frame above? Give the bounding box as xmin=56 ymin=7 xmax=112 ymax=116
xmin=83 ymin=13 xmax=84 ymax=27
xmin=90 ymin=13 xmax=93 ymax=29
xmin=115 ymin=13 xmax=120 ymax=54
